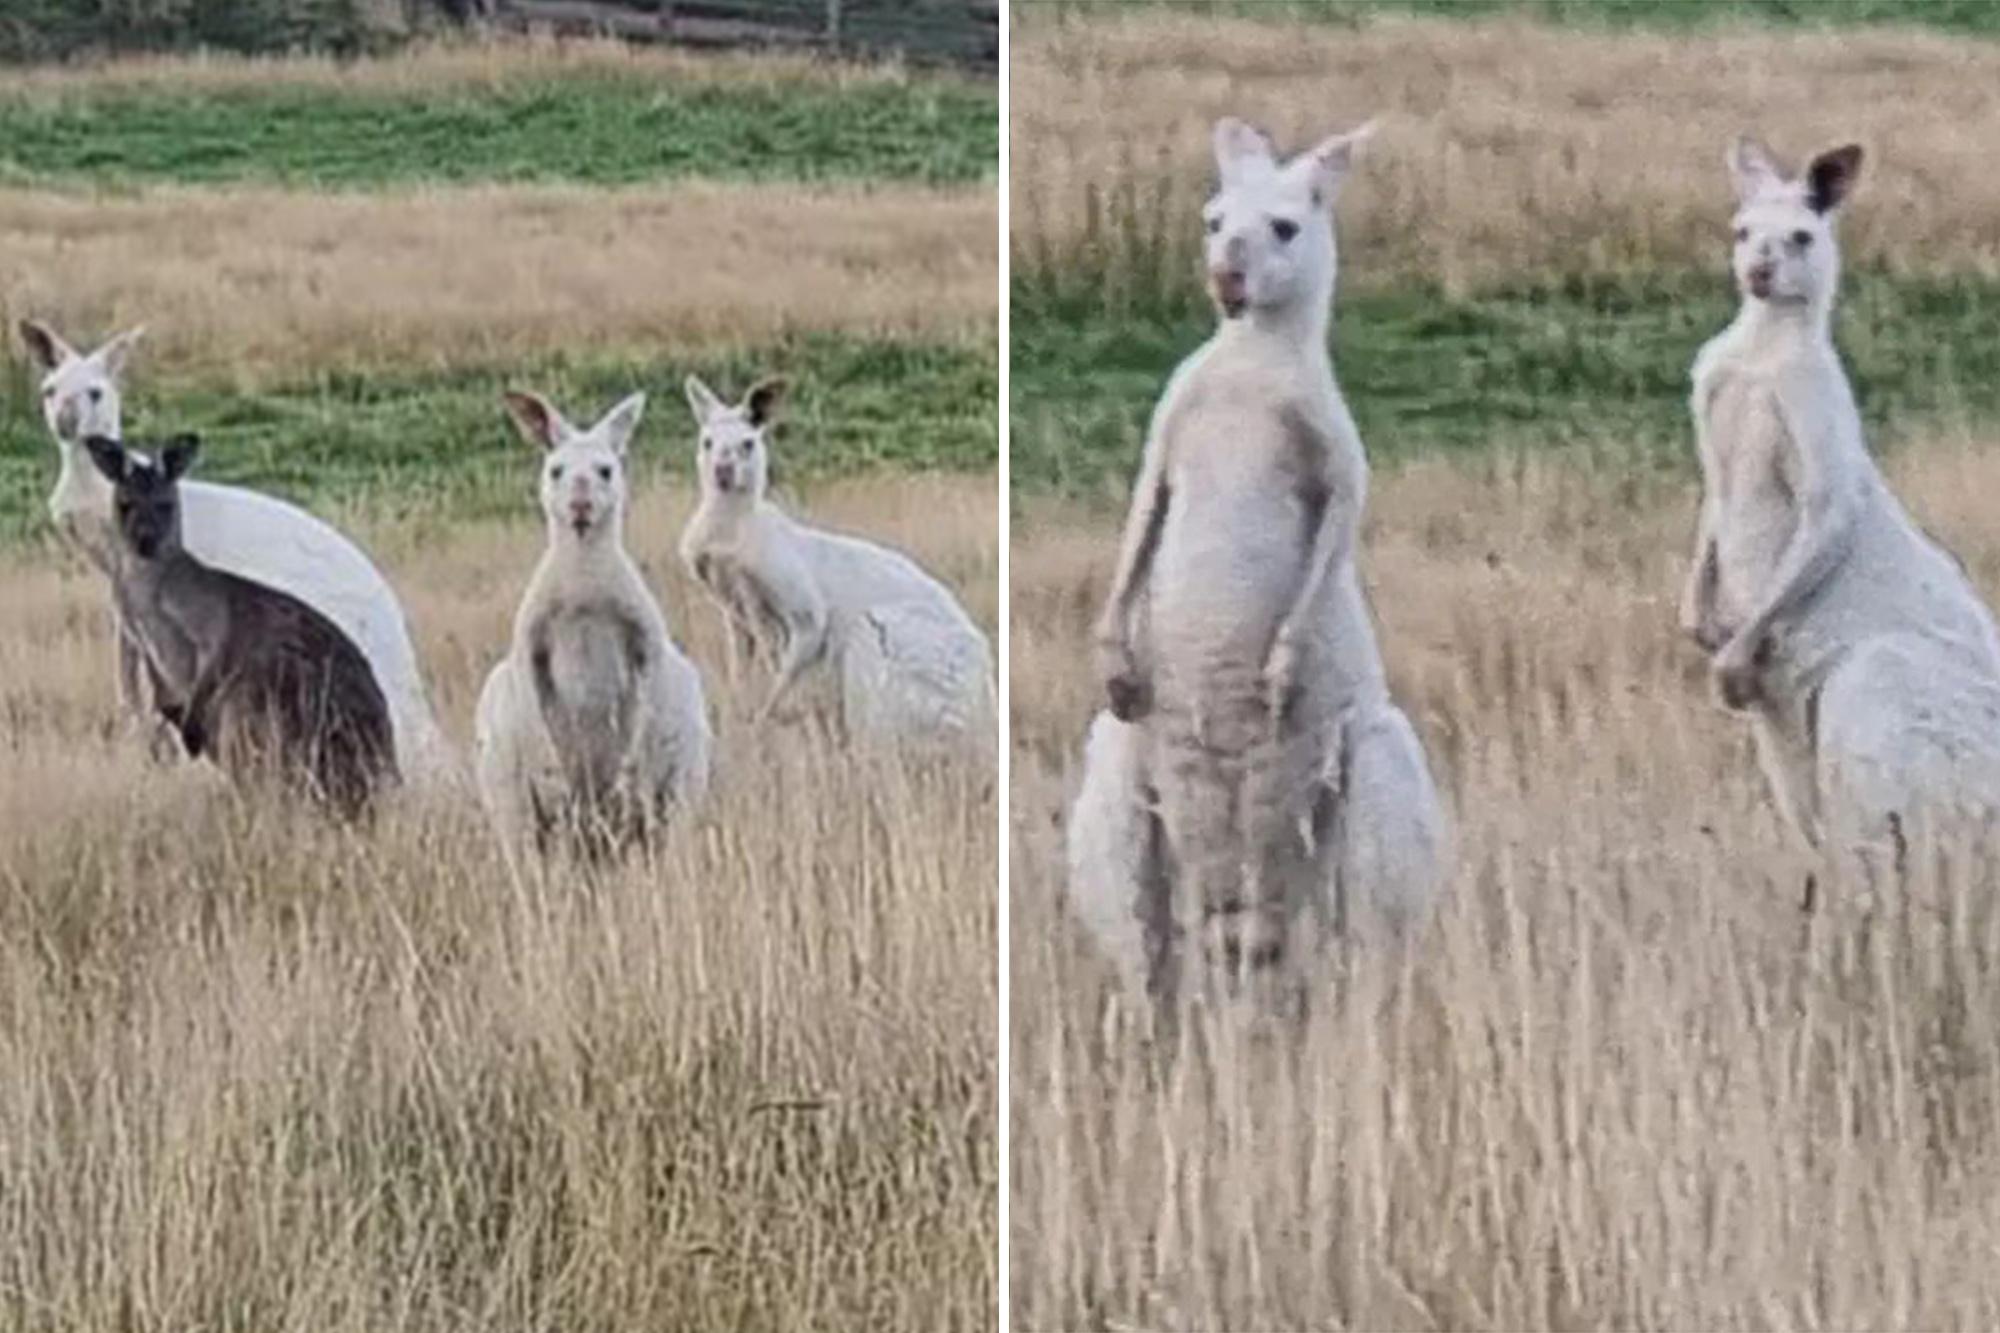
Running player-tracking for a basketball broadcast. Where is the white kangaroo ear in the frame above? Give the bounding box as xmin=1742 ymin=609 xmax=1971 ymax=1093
xmin=596 ymin=391 xmax=647 ymax=457
xmin=18 ymin=318 xmax=76 ymax=373
xmin=1213 ymin=116 xmax=1276 ymax=182
xmin=502 ymin=389 xmax=571 ymax=451
xmin=1805 ymin=143 xmax=1863 ymax=215
xmin=1296 ymin=117 xmax=1378 ymax=200
xmin=97 ymin=325 xmax=145 ymax=379
xmin=683 ymin=375 xmax=725 ymax=424
xmin=1728 ymin=134 xmax=1788 ymax=205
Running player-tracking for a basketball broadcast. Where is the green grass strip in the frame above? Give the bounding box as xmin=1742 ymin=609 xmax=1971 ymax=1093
xmin=1012 ymin=271 xmax=2000 ymax=496
xmin=0 ymin=77 xmax=997 ymax=187
xmin=0 ymin=333 xmax=995 ymax=543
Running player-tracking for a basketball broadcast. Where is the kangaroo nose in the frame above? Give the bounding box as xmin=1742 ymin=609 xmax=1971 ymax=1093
xmin=715 ymin=461 xmax=737 ymax=490
xmin=1209 ymin=266 xmax=1249 ymax=314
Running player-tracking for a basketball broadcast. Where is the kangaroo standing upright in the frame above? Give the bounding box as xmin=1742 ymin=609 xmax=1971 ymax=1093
xmin=82 ymin=433 xmax=397 ymax=818
xmin=1683 ymin=135 xmax=2000 ymax=890
xmin=1072 ymin=117 xmax=1445 ymax=1010
xmin=474 ymin=390 xmax=711 ymax=861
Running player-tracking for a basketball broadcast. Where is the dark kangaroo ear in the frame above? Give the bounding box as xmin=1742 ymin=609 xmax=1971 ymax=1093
xmin=18 ymin=319 xmax=75 ymax=373
xmin=744 ymin=376 xmax=787 ymax=427
xmin=1806 ymin=144 xmax=1863 ymax=214
xmin=160 ymin=433 xmax=201 ymax=482
xmin=82 ymin=434 xmax=128 ymax=484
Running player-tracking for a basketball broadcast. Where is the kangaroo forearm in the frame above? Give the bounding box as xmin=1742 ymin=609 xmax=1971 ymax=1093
xmin=1101 ymin=482 xmax=1169 ymax=639
xmin=1278 ymin=502 xmax=1356 ymax=642
xmin=1736 ymin=505 xmax=1854 ymax=647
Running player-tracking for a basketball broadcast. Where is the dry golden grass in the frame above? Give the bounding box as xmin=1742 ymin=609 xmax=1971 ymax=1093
xmin=1010 ymin=437 xmax=2000 ymax=1329
xmin=1013 ymin=13 xmax=2000 ymax=288
xmin=0 ymin=35 xmax=955 ymax=100
xmin=0 ymin=180 xmax=996 ymax=383
xmin=0 ymin=471 xmax=997 ymax=1330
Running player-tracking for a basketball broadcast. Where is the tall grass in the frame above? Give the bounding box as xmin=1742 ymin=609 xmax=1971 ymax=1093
xmin=1010 ymin=440 xmax=2000 ymax=1330
xmin=0 ymin=473 xmax=998 ymax=1330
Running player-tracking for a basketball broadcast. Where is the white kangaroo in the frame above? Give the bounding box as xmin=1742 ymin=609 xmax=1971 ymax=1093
xmin=19 ymin=318 xmax=457 ymax=787
xmin=1683 ymin=136 xmax=2000 ymax=889
xmin=677 ymin=375 xmax=994 ymax=748
xmin=474 ymin=389 xmax=711 ymax=859
xmin=1073 ymin=117 xmax=1445 ymax=1008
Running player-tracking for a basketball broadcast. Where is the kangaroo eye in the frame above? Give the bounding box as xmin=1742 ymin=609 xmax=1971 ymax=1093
xmin=1733 ymin=226 xmax=1749 ymax=243
xmin=1271 ymin=218 xmax=1299 ymax=243
xmin=549 ymin=463 xmax=564 ymax=481
xmin=1204 ymin=215 xmax=1222 ymax=235
xmin=596 ymin=464 xmax=612 ymax=481
xmin=41 ymin=386 xmax=53 ymax=400
xmin=88 ymin=387 xmax=103 ymax=404
xmin=699 ymin=435 xmax=711 ymax=453
xmin=1791 ymin=229 xmax=1813 ymax=247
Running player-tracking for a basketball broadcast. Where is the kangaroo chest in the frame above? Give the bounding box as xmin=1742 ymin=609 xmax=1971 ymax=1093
xmin=1703 ymin=369 xmax=1801 ymax=621
xmin=1153 ymin=369 xmax=1321 ymax=647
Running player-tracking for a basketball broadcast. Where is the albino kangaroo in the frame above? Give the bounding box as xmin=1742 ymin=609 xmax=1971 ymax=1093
xmin=19 ymin=319 xmax=456 ymax=786
xmin=1683 ymin=136 xmax=2000 ymax=888
xmin=677 ymin=375 xmax=993 ymax=748
xmin=474 ymin=389 xmax=710 ymax=859
xmin=1075 ymin=117 xmax=1445 ymax=1009
xmin=83 ymin=433 xmax=396 ymax=818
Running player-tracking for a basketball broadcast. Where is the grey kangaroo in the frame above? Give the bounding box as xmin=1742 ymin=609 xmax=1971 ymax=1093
xmin=84 ymin=433 xmax=397 ymax=817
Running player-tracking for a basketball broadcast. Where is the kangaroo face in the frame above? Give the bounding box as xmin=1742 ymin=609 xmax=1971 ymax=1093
xmin=501 ymin=389 xmax=645 ymax=545
xmin=542 ymin=439 xmax=627 ymax=540
xmin=81 ymin=432 xmax=200 ymax=562
xmin=20 ymin=323 xmax=141 ymax=452
xmin=684 ymin=375 xmax=786 ymax=503
xmin=1201 ymin=117 xmax=1373 ymax=322
xmin=1726 ymin=137 xmax=1862 ymax=311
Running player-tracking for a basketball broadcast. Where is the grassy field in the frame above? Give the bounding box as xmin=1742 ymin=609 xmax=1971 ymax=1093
xmin=1011 ymin=441 xmax=2000 ymax=1330
xmin=0 ymin=476 xmax=998 ymax=1330
xmin=1011 ymin=12 xmax=2000 ymax=493
xmin=0 ymin=335 xmax=995 ymax=540
xmin=2 ymin=40 xmax=996 ymax=1332
xmin=0 ymin=46 xmax=996 ymax=186
xmin=1012 ymin=7 xmax=2000 ymax=1329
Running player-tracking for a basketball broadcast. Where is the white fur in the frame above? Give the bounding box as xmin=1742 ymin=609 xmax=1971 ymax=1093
xmin=474 ymin=390 xmax=710 ymax=854
xmin=20 ymin=319 xmax=457 ymax=787
xmin=1071 ymin=116 xmax=1444 ymax=1003
xmin=676 ymin=376 xmax=994 ymax=748
xmin=1683 ymin=137 xmax=2000 ymax=878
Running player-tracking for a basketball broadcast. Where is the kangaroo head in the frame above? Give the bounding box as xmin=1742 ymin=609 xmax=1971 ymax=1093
xmin=683 ymin=374 xmax=785 ymax=502
xmin=20 ymin=320 xmax=143 ymax=451
xmin=1202 ymin=116 xmax=1376 ymax=324
xmin=82 ymin=432 xmax=199 ymax=562
xmin=1726 ymin=136 xmax=1862 ymax=313
xmin=503 ymin=389 xmax=643 ymax=545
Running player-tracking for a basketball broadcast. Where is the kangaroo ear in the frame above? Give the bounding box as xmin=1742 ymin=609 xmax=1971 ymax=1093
xmin=160 ymin=432 xmax=200 ymax=482
xmin=82 ymin=434 xmax=127 ymax=484
xmin=1213 ymin=116 xmax=1276 ymax=182
xmin=1299 ymin=117 xmax=1379 ymax=198
xmin=1805 ymin=143 xmax=1863 ymax=214
xmin=19 ymin=319 xmax=75 ymax=373
xmin=596 ymin=391 xmax=646 ymax=457
xmin=1728 ymin=134 xmax=1787 ymax=205
xmin=683 ymin=374 xmax=724 ymax=424
xmin=502 ymin=389 xmax=568 ymax=451
xmin=98 ymin=325 xmax=145 ymax=379
xmin=743 ymin=376 xmax=787 ymax=427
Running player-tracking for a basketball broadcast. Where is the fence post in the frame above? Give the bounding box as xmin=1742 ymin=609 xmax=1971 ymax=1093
xmin=826 ymin=0 xmax=842 ymax=52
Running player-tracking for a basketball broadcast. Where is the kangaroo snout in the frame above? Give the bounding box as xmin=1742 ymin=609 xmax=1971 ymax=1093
xmin=1209 ymin=266 xmax=1249 ymax=316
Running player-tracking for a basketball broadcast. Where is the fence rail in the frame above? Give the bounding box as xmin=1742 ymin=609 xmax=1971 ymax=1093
xmin=486 ymin=0 xmax=997 ymax=69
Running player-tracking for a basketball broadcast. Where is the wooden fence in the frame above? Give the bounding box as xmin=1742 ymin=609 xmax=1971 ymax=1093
xmin=483 ymin=0 xmax=997 ymax=70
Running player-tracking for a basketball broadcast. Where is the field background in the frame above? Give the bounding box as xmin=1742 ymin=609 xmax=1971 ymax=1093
xmin=0 ymin=38 xmax=996 ymax=1331
xmin=1012 ymin=5 xmax=2000 ymax=1331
